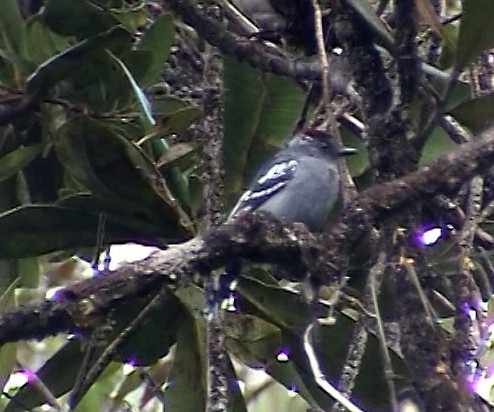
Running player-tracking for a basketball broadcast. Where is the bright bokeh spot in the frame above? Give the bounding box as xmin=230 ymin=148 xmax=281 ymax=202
xmin=276 ymin=348 xmax=289 ymax=362
xmin=45 ymin=286 xmax=65 ymax=301
xmin=419 ymin=227 xmax=442 ymax=246
xmin=4 ymin=371 xmax=30 ymax=392
xmin=123 ymin=362 xmax=136 ymax=376
xmin=288 ymin=383 xmax=298 ymax=397
xmin=106 ymin=243 xmax=159 ymax=270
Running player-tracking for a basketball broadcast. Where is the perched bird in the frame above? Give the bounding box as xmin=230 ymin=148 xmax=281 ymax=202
xmin=211 ymin=129 xmax=356 ymax=311
xmin=229 ymin=129 xmax=356 ymax=232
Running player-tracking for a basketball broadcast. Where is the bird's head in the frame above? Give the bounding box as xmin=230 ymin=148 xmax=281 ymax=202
xmin=288 ymin=129 xmax=357 ymax=158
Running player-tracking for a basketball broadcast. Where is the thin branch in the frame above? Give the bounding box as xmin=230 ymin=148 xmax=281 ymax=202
xmin=139 ymin=370 xmax=168 ymax=407
xmin=322 ymin=127 xmax=494 ymax=274
xmin=310 ymin=0 xmax=330 ymax=106
xmin=17 ymin=363 xmax=61 ymax=410
xmin=370 ymin=264 xmax=398 ymax=412
xmin=332 ymin=249 xmax=385 ymax=412
xmin=452 ymin=174 xmax=484 ymax=401
xmin=303 ymin=323 xmax=365 ymax=412
xmin=164 ymin=0 xmax=322 ymax=80
xmin=69 ymin=288 xmax=168 ymax=409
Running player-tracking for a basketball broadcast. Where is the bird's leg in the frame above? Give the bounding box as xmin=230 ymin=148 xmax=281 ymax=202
xmin=206 ymin=261 xmax=242 ymax=317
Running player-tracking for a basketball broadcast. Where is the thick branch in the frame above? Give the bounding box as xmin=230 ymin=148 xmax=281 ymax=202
xmin=0 ymin=216 xmax=316 ymax=343
xmin=322 ymin=128 xmax=494 ymax=272
xmin=2 ymin=130 xmax=494 ymax=343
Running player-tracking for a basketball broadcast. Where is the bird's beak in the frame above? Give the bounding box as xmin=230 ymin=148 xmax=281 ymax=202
xmin=338 ymin=147 xmax=358 ymax=156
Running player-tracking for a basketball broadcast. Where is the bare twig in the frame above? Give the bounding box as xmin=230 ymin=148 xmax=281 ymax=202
xmin=370 ymin=262 xmax=398 ymax=412
xmin=333 ymin=250 xmax=386 ymax=412
xmin=310 ymin=0 xmax=330 ymax=106
xmin=452 ymin=174 xmax=484 ymax=400
xmin=303 ymin=323 xmax=365 ymax=412
xmin=17 ymin=363 xmax=61 ymax=410
xmin=69 ymin=288 xmax=168 ymax=409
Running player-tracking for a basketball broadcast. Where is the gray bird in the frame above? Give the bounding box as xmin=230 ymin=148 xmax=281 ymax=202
xmin=210 ymin=129 xmax=356 ymax=311
xmin=229 ymin=129 xmax=356 ymax=232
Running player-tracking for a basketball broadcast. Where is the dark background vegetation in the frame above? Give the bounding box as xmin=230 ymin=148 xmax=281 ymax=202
xmin=1 ymin=0 xmax=494 ymax=411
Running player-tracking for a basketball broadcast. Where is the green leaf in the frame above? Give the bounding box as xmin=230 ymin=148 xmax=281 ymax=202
xmin=107 ymin=51 xmax=156 ymax=128
xmin=152 ymin=95 xmax=193 ymax=116
xmin=166 ymin=310 xmax=207 ymax=412
xmin=0 ymin=47 xmax=34 ymax=76
xmin=55 ymin=117 xmax=193 ymax=239
xmin=100 ymin=49 xmax=154 ymax=111
xmin=135 ymin=14 xmax=175 ymax=86
xmin=167 ymin=285 xmax=245 ymax=410
xmin=6 ymin=286 xmax=176 ymax=411
xmin=224 ymin=56 xmax=266 ymax=196
xmin=74 ymin=363 xmax=121 ymax=412
xmin=16 ymin=257 xmax=40 ymax=288
xmin=26 ymin=26 xmax=131 ymax=96
xmin=0 ymin=204 xmax=160 ymax=258
xmin=159 ymin=106 xmax=203 ymax=135
xmin=455 ymin=0 xmax=494 ymax=70
xmin=113 ymin=6 xmax=147 ymax=31
xmin=226 ymin=356 xmax=249 ymax=412
xmin=449 ymin=92 xmax=494 ymax=132
xmin=237 ymin=276 xmax=411 ymax=410
xmin=0 ymin=144 xmax=43 ymax=184
xmin=149 ymin=139 xmax=193 ymax=214
xmin=342 ymin=0 xmax=394 ymax=52
xmin=340 ymin=127 xmax=369 ymax=176
xmin=256 ymin=73 xmax=305 ymax=146
xmin=238 ymin=277 xmax=310 ymax=334
xmin=443 ymin=81 xmax=471 ymax=111
xmin=0 ymin=0 xmax=25 ymax=55
xmin=419 ymin=126 xmax=458 ymax=166
xmin=224 ymin=312 xmax=282 ymax=368
xmin=5 ymin=290 xmax=181 ymax=411
xmin=267 ymin=357 xmax=322 ymax=409
xmin=116 ymin=293 xmax=183 ymax=366
xmin=5 ymin=340 xmax=92 ymax=411
xmin=156 ymin=143 xmax=197 ymax=169
xmin=56 ymin=193 xmax=170 ymax=237
xmin=223 ymin=57 xmax=305 ymax=201
xmin=438 ymin=23 xmax=459 ymax=69
xmin=25 ymin=15 xmax=70 ymax=65
xmin=42 ymin=0 xmax=118 ymax=37
xmin=0 ymin=278 xmax=18 ymax=310
xmin=57 ymin=49 xmax=138 ymax=113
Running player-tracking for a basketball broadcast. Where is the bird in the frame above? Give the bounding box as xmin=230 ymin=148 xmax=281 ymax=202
xmin=210 ymin=129 xmax=356 ymax=312
xmin=228 ymin=128 xmax=357 ymax=232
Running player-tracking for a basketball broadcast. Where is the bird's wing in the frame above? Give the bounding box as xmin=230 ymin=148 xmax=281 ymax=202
xmin=228 ymin=159 xmax=298 ymax=220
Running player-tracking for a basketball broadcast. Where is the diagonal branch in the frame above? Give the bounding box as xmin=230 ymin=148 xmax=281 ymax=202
xmin=165 ymin=0 xmax=322 ymax=80
xmin=2 ymin=129 xmax=494 ymax=343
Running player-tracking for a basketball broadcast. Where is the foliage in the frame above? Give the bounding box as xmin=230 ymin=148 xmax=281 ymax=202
xmin=1 ymin=0 xmax=494 ymax=411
